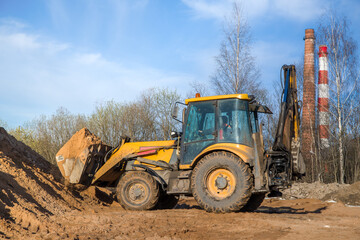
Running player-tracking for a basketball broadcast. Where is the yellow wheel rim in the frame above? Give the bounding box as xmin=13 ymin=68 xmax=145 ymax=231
xmin=206 ymin=168 xmax=236 ymax=199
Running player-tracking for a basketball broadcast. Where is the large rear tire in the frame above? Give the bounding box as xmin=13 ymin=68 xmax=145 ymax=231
xmin=116 ymin=171 xmax=159 ymax=210
xmin=191 ymin=151 xmax=253 ymax=213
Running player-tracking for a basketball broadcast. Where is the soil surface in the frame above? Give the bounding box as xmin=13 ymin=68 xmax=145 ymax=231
xmin=6 ymin=197 xmax=359 ymax=240
xmin=1 ymin=127 xmax=360 ymax=239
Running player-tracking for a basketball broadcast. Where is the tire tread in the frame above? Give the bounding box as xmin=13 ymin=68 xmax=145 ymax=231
xmin=116 ymin=171 xmax=160 ymax=210
xmin=191 ymin=151 xmax=253 ymax=213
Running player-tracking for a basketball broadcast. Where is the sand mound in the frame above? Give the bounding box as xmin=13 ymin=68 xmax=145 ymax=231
xmin=282 ymin=181 xmax=349 ymax=199
xmin=322 ymin=181 xmax=360 ymax=205
xmin=282 ymin=181 xmax=360 ymax=206
xmin=0 ymin=127 xmax=53 ymax=174
xmin=0 ymin=127 xmax=108 ymax=238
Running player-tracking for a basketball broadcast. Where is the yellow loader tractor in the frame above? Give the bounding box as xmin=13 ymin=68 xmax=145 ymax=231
xmin=56 ymin=65 xmax=305 ymax=212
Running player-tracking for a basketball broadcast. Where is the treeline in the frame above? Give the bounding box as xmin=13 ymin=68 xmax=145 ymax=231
xmin=5 ymin=84 xmax=360 ymax=185
xmin=9 ymin=88 xmax=181 ymax=164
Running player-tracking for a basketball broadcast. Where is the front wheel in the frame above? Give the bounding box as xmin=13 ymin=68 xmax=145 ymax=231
xmin=116 ymin=171 xmax=160 ymax=210
xmin=191 ymin=151 xmax=253 ymax=213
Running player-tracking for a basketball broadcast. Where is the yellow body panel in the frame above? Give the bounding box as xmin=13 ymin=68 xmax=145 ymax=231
xmin=92 ymin=140 xmax=175 ymax=184
xmin=179 ymin=143 xmax=255 ymax=169
xmin=185 ymin=94 xmax=250 ymax=105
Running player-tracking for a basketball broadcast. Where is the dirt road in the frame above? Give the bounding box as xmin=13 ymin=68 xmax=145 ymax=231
xmin=4 ymin=197 xmax=356 ymax=240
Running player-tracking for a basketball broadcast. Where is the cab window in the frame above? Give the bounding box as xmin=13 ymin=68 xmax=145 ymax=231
xmin=184 ymin=101 xmax=215 ymax=143
xmin=218 ymin=99 xmax=253 ymax=147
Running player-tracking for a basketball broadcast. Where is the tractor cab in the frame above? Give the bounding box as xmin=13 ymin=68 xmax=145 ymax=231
xmin=174 ymin=94 xmax=271 ymax=173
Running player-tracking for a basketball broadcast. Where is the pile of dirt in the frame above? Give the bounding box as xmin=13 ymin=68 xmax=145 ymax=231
xmin=56 ymin=128 xmax=111 ymax=184
xmin=322 ymin=181 xmax=360 ymax=205
xmin=0 ymin=127 xmax=110 ymax=238
xmin=0 ymin=127 xmax=53 ymax=175
xmin=282 ymin=181 xmax=350 ymax=199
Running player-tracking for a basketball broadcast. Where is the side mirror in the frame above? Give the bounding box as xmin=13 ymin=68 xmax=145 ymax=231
xmin=172 ymin=105 xmax=179 ymax=119
xmin=172 ymin=102 xmax=186 ymax=123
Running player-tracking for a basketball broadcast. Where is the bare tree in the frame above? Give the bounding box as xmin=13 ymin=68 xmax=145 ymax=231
xmin=316 ymin=11 xmax=359 ymax=184
xmin=187 ymin=80 xmax=210 ymax=98
xmin=88 ymin=100 xmax=125 ymax=145
xmin=211 ymin=1 xmax=265 ymax=99
xmin=88 ymin=87 xmax=181 ymax=144
xmin=10 ymin=108 xmax=87 ymax=164
xmin=143 ymin=87 xmax=182 ymax=140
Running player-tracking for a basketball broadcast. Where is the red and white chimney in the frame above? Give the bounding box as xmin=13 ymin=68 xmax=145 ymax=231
xmin=318 ymin=45 xmax=330 ymax=148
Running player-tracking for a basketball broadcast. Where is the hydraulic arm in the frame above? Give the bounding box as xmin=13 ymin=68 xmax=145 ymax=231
xmin=267 ymin=65 xmax=305 ymax=189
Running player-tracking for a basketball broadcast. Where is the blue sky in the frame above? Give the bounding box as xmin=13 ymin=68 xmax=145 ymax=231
xmin=0 ymin=0 xmax=359 ymax=128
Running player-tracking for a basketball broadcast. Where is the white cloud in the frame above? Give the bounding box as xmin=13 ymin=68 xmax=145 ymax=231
xmin=46 ymin=0 xmax=69 ymax=29
xmin=182 ymin=0 xmax=324 ymax=22
xmin=0 ymin=21 xmax=69 ymax=53
xmin=273 ymin=0 xmax=326 ymax=22
xmin=0 ymin=20 xmax=194 ymax=127
xmin=0 ymin=18 xmax=28 ymax=30
xmin=75 ymin=53 xmax=103 ymax=65
xmin=182 ymin=0 xmax=232 ymax=20
xmin=0 ymin=32 xmax=40 ymax=50
xmin=182 ymin=0 xmax=271 ymax=20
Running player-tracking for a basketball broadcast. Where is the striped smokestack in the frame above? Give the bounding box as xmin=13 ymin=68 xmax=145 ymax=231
xmin=301 ymin=29 xmax=316 ymax=179
xmin=318 ymin=45 xmax=329 ymax=148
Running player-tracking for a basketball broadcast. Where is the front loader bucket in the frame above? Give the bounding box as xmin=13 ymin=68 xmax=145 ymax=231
xmin=56 ymin=128 xmax=111 ymax=186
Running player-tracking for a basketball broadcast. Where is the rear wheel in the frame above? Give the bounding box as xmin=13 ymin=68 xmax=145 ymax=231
xmin=116 ymin=171 xmax=159 ymax=210
xmin=191 ymin=151 xmax=253 ymax=213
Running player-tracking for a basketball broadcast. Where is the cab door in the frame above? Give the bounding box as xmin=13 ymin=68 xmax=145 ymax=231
xmin=180 ymin=101 xmax=216 ymax=165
